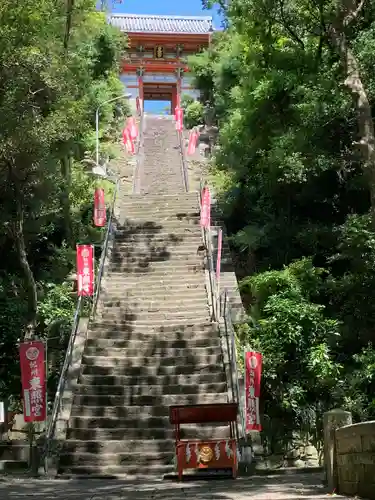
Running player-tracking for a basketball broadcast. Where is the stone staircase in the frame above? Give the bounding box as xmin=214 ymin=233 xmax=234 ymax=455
xmin=139 ymin=115 xmax=185 ymax=194
xmin=58 ymin=116 xmax=229 ymax=477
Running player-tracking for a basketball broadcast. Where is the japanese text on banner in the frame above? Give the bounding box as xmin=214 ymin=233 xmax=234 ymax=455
xmin=94 ymin=188 xmax=106 ymax=227
xmin=245 ymin=351 xmax=262 ymax=432
xmin=19 ymin=342 xmax=46 ymax=422
xmin=200 ymin=187 xmax=211 ymax=228
xmin=76 ymin=244 xmax=94 ymax=296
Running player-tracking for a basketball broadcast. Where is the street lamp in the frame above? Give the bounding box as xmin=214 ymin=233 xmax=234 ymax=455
xmin=95 ymin=92 xmax=132 ymax=167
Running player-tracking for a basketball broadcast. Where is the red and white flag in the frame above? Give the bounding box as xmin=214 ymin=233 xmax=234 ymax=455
xmin=122 ymin=127 xmax=135 ymax=154
xmin=245 ymin=351 xmax=262 ymax=431
xmin=127 ymin=116 xmax=138 ymax=140
xmin=200 ymin=186 xmax=211 ymax=228
xmin=187 ymin=128 xmax=199 ymax=155
xmin=19 ymin=341 xmax=46 ymax=422
xmin=175 ymin=107 xmax=183 ymax=132
xmin=76 ymin=244 xmax=94 ymax=296
xmin=216 ymin=228 xmax=223 ymax=281
xmin=93 ymin=188 xmax=106 ymax=227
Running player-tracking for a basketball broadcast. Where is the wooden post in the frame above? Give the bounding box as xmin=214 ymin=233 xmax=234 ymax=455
xmin=323 ymin=409 xmax=352 ymax=492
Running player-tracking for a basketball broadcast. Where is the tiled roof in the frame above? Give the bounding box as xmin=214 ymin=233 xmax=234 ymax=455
xmin=110 ymin=14 xmax=214 ymax=35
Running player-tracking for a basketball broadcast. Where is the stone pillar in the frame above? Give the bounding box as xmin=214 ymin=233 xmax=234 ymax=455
xmin=323 ymin=409 xmax=352 ymax=491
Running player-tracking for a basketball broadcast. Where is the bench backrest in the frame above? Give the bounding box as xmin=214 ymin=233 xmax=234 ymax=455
xmin=169 ymin=403 xmax=238 ymax=425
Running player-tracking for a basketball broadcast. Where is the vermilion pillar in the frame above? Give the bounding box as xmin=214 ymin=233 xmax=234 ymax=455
xmin=171 ymin=85 xmax=177 ymax=113
xmin=176 ymin=77 xmax=182 ymax=107
xmin=137 ymin=74 xmax=144 ymax=109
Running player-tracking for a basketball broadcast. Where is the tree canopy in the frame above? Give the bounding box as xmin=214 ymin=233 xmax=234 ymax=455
xmin=192 ymin=0 xmax=375 ymax=439
xmin=0 ymin=0 xmax=128 ymax=407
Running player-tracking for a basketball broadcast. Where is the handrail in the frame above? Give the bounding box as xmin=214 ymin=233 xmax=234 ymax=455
xmin=44 ymin=154 xmax=121 ymax=473
xmin=133 ymin=104 xmax=144 ymax=194
xmin=178 ymin=129 xmax=189 ymax=193
xmin=91 ymin=177 xmax=120 ymax=318
xmin=199 ymin=179 xmax=218 ymax=321
xmin=223 ymin=288 xmax=246 ymax=440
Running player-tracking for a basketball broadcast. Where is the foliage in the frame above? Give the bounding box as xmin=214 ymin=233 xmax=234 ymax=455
xmin=181 ymin=95 xmax=204 ymax=129
xmin=196 ymin=0 xmax=375 ymax=439
xmin=0 ymin=0 xmax=128 ymax=402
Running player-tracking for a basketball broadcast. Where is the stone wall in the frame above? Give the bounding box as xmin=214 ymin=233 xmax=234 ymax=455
xmin=335 ymin=421 xmax=375 ymax=499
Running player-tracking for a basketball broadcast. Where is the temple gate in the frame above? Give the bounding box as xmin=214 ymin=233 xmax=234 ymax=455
xmin=110 ymin=13 xmax=214 ymax=113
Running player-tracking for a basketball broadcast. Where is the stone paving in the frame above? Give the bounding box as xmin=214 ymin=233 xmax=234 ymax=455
xmin=0 ymin=473 xmax=355 ymax=500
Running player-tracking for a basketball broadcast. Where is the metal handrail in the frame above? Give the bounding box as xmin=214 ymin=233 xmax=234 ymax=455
xmin=178 ymin=129 xmax=189 ymax=193
xmin=91 ymin=177 xmax=120 ymax=318
xmin=44 ymin=149 xmax=122 ymax=472
xmin=133 ymin=104 xmax=144 ymax=194
xmin=199 ymin=179 xmax=217 ymax=321
xmin=44 ymin=294 xmax=82 ymax=461
xmin=223 ymin=288 xmax=245 ymax=439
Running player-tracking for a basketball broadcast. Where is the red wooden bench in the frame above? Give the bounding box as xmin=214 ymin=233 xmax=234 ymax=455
xmin=169 ymin=402 xmax=238 ymax=480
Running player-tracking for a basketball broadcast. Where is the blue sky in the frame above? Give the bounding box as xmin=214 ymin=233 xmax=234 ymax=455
xmin=112 ymin=0 xmax=221 ymax=113
xmin=112 ymin=0 xmax=222 ymax=28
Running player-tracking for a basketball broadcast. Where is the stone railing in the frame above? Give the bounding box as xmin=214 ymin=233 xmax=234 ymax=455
xmin=323 ymin=409 xmax=375 ymax=499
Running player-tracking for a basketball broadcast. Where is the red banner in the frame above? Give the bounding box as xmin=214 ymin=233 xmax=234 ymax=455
xmin=187 ymin=129 xmax=199 ymax=155
xmin=127 ymin=116 xmax=138 ymax=140
xmin=200 ymin=186 xmax=211 ymax=228
xmin=94 ymin=188 xmax=106 ymax=227
xmin=175 ymin=107 xmax=183 ymax=132
xmin=122 ymin=127 xmax=135 ymax=154
xmin=19 ymin=341 xmax=46 ymax=422
xmin=77 ymin=244 xmax=94 ymax=296
xmin=216 ymin=228 xmax=223 ymax=281
xmin=245 ymin=351 xmax=262 ymax=432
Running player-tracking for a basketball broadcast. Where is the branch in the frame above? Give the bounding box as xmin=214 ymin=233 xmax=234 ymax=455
xmin=343 ymin=0 xmax=366 ymax=26
xmin=279 ymin=0 xmax=305 ymax=49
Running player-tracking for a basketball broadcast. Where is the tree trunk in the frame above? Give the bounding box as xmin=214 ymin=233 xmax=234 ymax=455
xmin=60 ymin=156 xmax=73 ymax=247
xmin=14 ymin=195 xmax=38 ymax=339
xmin=328 ymin=2 xmax=375 ymax=222
xmin=63 ymin=0 xmax=74 ymax=51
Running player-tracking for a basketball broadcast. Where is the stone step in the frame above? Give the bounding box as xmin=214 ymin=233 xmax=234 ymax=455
xmin=87 ymin=322 xmax=216 ymax=337
xmin=71 ymin=396 xmax=227 ymax=419
xmin=63 ymin=439 xmax=175 ymax=455
xmin=100 ymin=298 xmax=207 ymax=309
xmin=103 ymin=272 xmax=206 ymax=282
xmin=82 ymin=345 xmax=221 ymax=358
xmin=109 ymin=254 xmax=203 ymax=265
xmin=67 ymin=425 xmax=229 ymax=441
xmin=59 ymin=451 xmax=174 ymax=467
xmin=68 ymin=415 xmax=172 ymax=429
xmin=80 ymin=363 xmax=224 ymax=378
xmin=93 ymin=314 xmax=211 ymax=325
xmin=101 ymin=285 xmax=207 ymax=296
xmin=72 ymin=392 xmax=225 ymax=408
xmin=118 ymin=201 xmax=198 ymax=212
xmin=99 ymin=292 xmax=208 ymax=303
xmin=97 ymin=305 xmax=209 ymax=317
xmin=85 ymin=337 xmax=220 ymax=350
xmin=111 ymin=244 xmax=206 ymax=255
xmin=58 ymin=463 xmax=174 ymax=477
xmin=74 ymin=381 xmax=226 ymax=396
xmin=58 ymin=465 xmax=175 ymax=478
xmin=81 ymin=353 xmax=221 ymax=368
xmin=119 ymin=193 xmax=198 ymax=204
xmin=105 ymin=266 xmax=205 ymax=276
xmin=79 ymin=371 xmax=226 ymax=387
xmin=118 ymin=215 xmax=200 ymax=225
xmin=113 ymin=234 xmax=202 ymax=244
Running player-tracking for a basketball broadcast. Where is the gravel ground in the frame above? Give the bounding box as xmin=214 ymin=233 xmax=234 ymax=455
xmin=0 ymin=472 xmax=358 ymax=500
